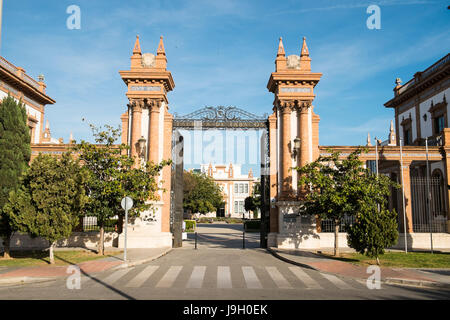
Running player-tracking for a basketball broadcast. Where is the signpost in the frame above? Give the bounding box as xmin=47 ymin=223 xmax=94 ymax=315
xmin=121 ymin=196 xmax=133 ymax=262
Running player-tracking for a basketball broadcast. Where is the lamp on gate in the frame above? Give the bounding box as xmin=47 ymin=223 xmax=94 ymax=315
xmin=293 ymin=137 xmax=301 ymax=157
xmin=137 ymin=136 xmax=147 ymax=160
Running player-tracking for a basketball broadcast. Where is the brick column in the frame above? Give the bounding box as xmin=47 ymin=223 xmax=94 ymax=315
xmin=399 ymin=160 xmax=413 ymax=233
xmin=299 ymin=104 xmax=310 ymax=168
xmin=130 ymin=100 xmax=142 ymax=161
xmin=268 ymin=112 xmax=278 ymax=233
xmin=441 ymin=128 xmax=450 ymax=232
xmin=280 ymin=103 xmax=292 ymax=198
xmin=161 ymin=108 xmax=173 ymax=233
xmin=148 ymin=100 xmax=161 ymax=164
xmin=297 ymin=103 xmax=310 ymax=198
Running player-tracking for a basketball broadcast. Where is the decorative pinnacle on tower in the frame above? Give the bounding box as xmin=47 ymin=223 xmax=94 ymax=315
xmin=388 ymin=120 xmax=396 ymax=145
xmin=275 ymin=37 xmax=287 ymax=71
xmin=366 ymin=132 xmax=372 ymax=146
xmin=300 ymin=37 xmax=311 ymax=71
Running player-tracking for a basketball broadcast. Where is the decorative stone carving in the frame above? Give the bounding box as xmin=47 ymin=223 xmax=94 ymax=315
xmin=141 ymin=53 xmax=156 ymax=68
xmin=286 ymin=55 xmax=301 ymax=69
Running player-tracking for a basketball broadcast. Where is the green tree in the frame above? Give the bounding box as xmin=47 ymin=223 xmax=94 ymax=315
xmin=183 ymin=171 xmax=224 ymax=215
xmin=297 ymin=147 xmax=395 ymax=256
xmin=73 ymin=123 xmax=169 ymax=255
xmin=0 ymin=96 xmax=31 ymax=259
xmin=347 ymin=172 xmax=399 ymax=264
xmin=4 ymin=153 xmax=87 ymax=264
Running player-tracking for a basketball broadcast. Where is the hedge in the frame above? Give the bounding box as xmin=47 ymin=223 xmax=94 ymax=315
xmin=244 ymin=219 xmax=261 ymax=232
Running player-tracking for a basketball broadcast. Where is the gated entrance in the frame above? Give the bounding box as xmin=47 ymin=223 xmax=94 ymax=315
xmin=170 ymin=106 xmax=270 ymax=248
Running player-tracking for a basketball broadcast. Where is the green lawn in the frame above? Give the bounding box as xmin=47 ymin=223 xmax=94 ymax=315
xmin=0 ymin=250 xmax=121 ymax=268
xmin=321 ymin=251 xmax=450 ymax=268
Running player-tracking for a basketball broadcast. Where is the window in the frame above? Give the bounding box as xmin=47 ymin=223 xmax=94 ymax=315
xmin=434 ymin=115 xmax=445 ymax=134
xmin=404 ymin=129 xmax=412 ymax=145
xmin=234 ymin=201 xmax=245 ymax=213
xmin=234 ymin=183 xmax=249 ymax=194
xmin=400 ymin=115 xmax=413 ymax=146
xmin=429 ymin=97 xmax=448 ymax=136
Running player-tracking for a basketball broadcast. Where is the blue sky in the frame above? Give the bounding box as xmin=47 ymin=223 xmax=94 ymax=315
xmin=2 ymin=0 xmax=449 ymax=175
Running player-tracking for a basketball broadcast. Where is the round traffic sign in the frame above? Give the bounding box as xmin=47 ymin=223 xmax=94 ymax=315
xmin=121 ymin=196 xmax=133 ymax=210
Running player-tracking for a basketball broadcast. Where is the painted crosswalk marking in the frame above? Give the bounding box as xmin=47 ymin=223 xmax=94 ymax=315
xmin=101 ymin=268 xmax=133 ymax=286
xmin=265 ymin=266 xmax=292 ymax=289
xmin=126 ymin=265 xmax=159 ymax=288
xmin=320 ymin=273 xmax=353 ymax=289
xmin=242 ymin=266 xmax=262 ymax=289
xmin=156 ymin=266 xmax=183 ymax=288
xmin=289 ymin=267 xmax=323 ymax=289
xmin=186 ymin=266 xmax=206 ymax=289
xmin=217 ymin=266 xmax=232 ymax=288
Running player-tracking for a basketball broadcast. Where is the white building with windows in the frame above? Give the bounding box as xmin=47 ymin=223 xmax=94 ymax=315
xmin=200 ymin=163 xmax=259 ymax=218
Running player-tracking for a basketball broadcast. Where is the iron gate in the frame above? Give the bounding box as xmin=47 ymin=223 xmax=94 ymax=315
xmin=411 ymin=176 xmax=448 ymax=232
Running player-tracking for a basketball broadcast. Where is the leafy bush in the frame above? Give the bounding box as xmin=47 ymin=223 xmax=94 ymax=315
xmin=184 ymin=220 xmax=196 ymax=232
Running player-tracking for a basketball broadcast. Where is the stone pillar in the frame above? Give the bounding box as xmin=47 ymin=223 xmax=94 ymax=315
xmin=280 ymin=103 xmax=292 ymax=198
xmin=400 ymin=160 xmax=413 ymax=233
xmin=130 ymin=100 xmax=142 ymax=161
xmin=148 ymin=100 xmax=161 ymax=164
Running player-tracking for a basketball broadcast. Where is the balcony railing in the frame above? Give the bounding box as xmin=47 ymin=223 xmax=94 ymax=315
xmin=0 ymin=56 xmax=41 ymax=91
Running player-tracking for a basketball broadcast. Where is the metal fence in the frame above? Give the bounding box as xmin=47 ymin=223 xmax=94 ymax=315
xmin=411 ymin=176 xmax=448 ymax=232
xmin=320 ymin=215 xmax=355 ymax=233
xmin=75 ymin=216 xmax=119 ymax=232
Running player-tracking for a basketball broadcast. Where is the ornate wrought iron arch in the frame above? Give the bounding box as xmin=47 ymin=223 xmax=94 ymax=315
xmin=172 ymin=106 xmax=268 ymax=130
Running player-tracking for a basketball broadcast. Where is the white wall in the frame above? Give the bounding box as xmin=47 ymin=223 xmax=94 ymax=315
xmin=419 ymin=87 xmax=450 ymax=139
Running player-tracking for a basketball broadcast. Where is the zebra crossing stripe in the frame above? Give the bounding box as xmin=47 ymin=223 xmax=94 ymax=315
xmin=156 ymin=266 xmax=183 ymax=288
xmin=186 ymin=266 xmax=206 ymax=289
xmin=288 ymin=267 xmax=323 ymax=289
xmin=217 ymin=266 xmax=232 ymax=288
xmin=126 ymin=265 xmax=159 ymax=288
xmin=242 ymin=266 xmax=262 ymax=289
xmin=320 ymin=273 xmax=353 ymax=289
xmin=265 ymin=266 xmax=292 ymax=289
xmin=101 ymin=268 xmax=133 ymax=286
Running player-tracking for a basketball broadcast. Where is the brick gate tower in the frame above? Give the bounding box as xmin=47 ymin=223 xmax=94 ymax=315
xmin=119 ymin=36 xmax=175 ymax=248
xmin=267 ymin=37 xmax=322 ymax=248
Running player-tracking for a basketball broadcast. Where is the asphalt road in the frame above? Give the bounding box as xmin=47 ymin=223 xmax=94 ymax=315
xmin=0 ymin=223 xmax=449 ymax=300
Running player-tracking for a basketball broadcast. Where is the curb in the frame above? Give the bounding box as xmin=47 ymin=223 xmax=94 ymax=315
xmin=385 ymin=277 xmax=450 ymax=289
xmin=112 ymin=247 xmax=173 ymax=270
xmin=0 ymin=276 xmax=56 ymax=286
xmin=268 ymin=248 xmax=450 ymax=290
xmin=266 ymin=248 xmax=318 ymax=271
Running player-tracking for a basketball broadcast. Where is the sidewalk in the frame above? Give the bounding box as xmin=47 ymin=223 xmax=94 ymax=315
xmin=268 ymin=247 xmax=450 ymax=289
xmin=0 ymin=247 xmax=171 ymax=286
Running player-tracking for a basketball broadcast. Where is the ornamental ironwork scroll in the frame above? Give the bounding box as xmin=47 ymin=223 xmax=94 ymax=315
xmin=173 ymin=106 xmax=268 ymax=130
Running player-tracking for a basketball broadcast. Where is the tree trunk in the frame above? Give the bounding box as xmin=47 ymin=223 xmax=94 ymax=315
xmin=98 ymin=224 xmax=105 ymax=255
xmin=49 ymin=241 xmax=55 ymax=264
xmin=376 ymin=256 xmax=380 ymax=265
xmin=334 ymin=219 xmax=340 ymax=256
xmin=2 ymin=236 xmax=11 ymax=259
